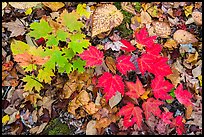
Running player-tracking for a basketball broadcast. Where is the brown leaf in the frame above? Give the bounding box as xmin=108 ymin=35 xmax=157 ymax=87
xmin=140 ymin=11 xmax=152 ymax=24
xmin=163 ymin=38 xmax=178 ymax=50
xmin=62 ymin=82 xmax=77 ymax=99
xmin=192 ymin=11 xmax=202 ymax=26
xmin=92 ymin=4 xmax=123 ymax=37
xmin=105 ymin=56 xmax=116 ymax=74
xmin=86 ymin=120 xmax=97 ymax=135
xmin=84 ymin=102 xmax=99 ymax=115
xmin=42 ymin=2 xmax=65 ymax=12
xmin=166 ymin=66 xmax=181 ymax=87
xmin=2 ymin=19 xmax=26 ymax=37
xmin=152 ymin=21 xmax=171 ymax=38
xmin=25 ymin=93 xmax=42 ymax=106
xmin=76 ymin=90 xmax=90 ymax=106
xmin=95 ymin=117 xmax=112 ymax=129
xmin=185 ymin=105 xmax=193 ymax=119
xmin=121 ymin=2 xmax=136 ymax=15
xmin=9 ymin=2 xmax=41 ymax=9
xmin=173 ymin=29 xmax=198 ymax=44
xmin=109 ymin=91 xmax=122 ymax=108
xmin=186 ymin=52 xmax=199 ymax=63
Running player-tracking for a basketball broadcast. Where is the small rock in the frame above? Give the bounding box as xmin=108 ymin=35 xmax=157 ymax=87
xmin=173 ymin=30 xmax=198 ymax=44
xmin=192 ymin=11 xmax=202 ymax=26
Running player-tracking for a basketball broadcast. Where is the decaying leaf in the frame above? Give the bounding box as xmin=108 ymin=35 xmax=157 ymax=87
xmin=92 ymin=4 xmax=123 ymax=37
xmin=105 ymin=56 xmax=116 ymax=74
xmin=121 ymin=2 xmax=136 ymax=15
xmin=192 ymin=63 xmax=202 ymax=78
xmin=163 ymin=38 xmax=178 ymax=50
xmin=2 ymin=19 xmax=26 ymax=37
xmin=152 ymin=21 xmax=171 ymax=38
xmin=42 ymin=2 xmax=65 ymax=11
xmin=9 ymin=2 xmax=41 ymax=9
xmin=62 ymin=82 xmax=77 ymax=99
xmin=86 ymin=120 xmax=97 ymax=135
xmin=192 ymin=11 xmax=202 ymax=25
xmin=109 ymin=91 xmax=122 ymax=108
xmin=166 ymin=66 xmax=181 ymax=87
xmin=186 ymin=52 xmax=199 ymax=63
xmin=140 ymin=10 xmax=152 ymax=24
xmin=173 ymin=30 xmax=198 ymax=44
xmin=84 ymin=102 xmax=99 ymax=115
xmin=185 ymin=105 xmax=193 ymax=119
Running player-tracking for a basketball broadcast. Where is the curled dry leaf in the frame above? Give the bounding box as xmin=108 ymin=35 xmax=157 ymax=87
xmin=152 ymin=21 xmax=171 ymax=38
xmin=92 ymin=4 xmax=123 ymax=37
xmin=163 ymin=38 xmax=178 ymax=50
xmin=173 ymin=30 xmax=198 ymax=44
xmin=42 ymin=2 xmax=65 ymax=12
xmin=86 ymin=120 xmax=97 ymax=135
xmin=192 ymin=11 xmax=202 ymax=26
xmin=186 ymin=52 xmax=198 ymax=63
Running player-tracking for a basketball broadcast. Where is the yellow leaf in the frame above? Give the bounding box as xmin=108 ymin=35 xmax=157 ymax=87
xmin=184 ymin=5 xmax=193 ymax=17
xmin=186 ymin=52 xmax=198 ymax=63
xmin=25 ymin=7 xmax=32 ymax=15
xmin=2 ymin=115 xmax=10 ymax=125
xmin=140 ymin=90 xmax=150 ymax=100
xmin=163 ymin=38 xmax=178 ymax=50
xmin=42 ymin=2 xmax=65 ymax=12
xmin=198 ymin=75 xmax=202 ymax=87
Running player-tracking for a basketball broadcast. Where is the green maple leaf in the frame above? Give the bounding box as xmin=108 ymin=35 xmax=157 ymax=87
xmin=62 ymin=48 xmax=75 ymax=60
xmin=58 ymin=62 xmax=72 ymax=74
xmin=22 ymin=75 xmax=43 ymax=92
xmin=10 ymin=40 xmax=30 ymax=55
xmin=56 ymin=30 xmax=69 ymax=41
xmin=70 ymin=33 xmax=85 ymax=41
xmin=62 ymin=11 xmax=84 ymax=32
xmin=37 ymin=68 xmax=55 ymax=84
xmin=29 ymin=19 xmax=52 ymax=39
xmin=73 ymin=58 xmax=86 ymax=73
xmin=46 ymin=34 xmax=58 ymax=47
xmin=23 ymin=64 xmax=37 ymax=72
xmin=76 ymin=3 xmax=91 ymax=18
xmin=69 ymin=39 xmax=90 ymax=53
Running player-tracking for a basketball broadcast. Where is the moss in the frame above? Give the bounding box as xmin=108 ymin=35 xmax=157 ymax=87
xmin=42 ymin=118 xmax=71 ymax=135
xmin=114 ymin=2 xmax=133 ymax=38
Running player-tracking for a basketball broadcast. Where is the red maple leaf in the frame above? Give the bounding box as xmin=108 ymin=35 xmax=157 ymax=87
xmin=97 ymin=72 xmax=124 ymax=101
xmin=118 ymin=103 xmax=143 ymax=128
xmin=125 ymin=77 xmax=145 ymax=99
xmin=151 ymin=76 xmax=174 ymax=100
xmin=78 ymin=46 xmax=103 ymax=67
xmin=116 ymin=55 xmax=136 ymax=75
xmin=174 ymin=84 xmax=193 ymax=107
xmin=160 ymin=112 xmax=173 ymax=125
xmin=137 ymin=53 xmax=155 ymax=75
xmin=171 ymin=116 xmax=185 ymax=135
xmin=146 ymin=43 xmax=162 ymax=59
xmin=120 ymin=39 xmax=136 ymax=52
xmin=135 ymin=27 xmax=157 ymax=48
xmin=142 ymin=98 xmax=164 ymax=120
xmin=151 ymin=57 xmax=173 ymax=77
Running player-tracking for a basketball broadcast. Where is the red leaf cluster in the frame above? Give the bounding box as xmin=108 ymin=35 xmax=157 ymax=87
xmin=120 ymin=39 xmax=136 ymax=52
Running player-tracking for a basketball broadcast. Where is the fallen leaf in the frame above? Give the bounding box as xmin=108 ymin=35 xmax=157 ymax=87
xmin=152 ymin=21 xmax=171 ymax=38
xmin=2 ymin=2 xmax=7 ymax=10
xmin=185 ymin=105 xmax=193 ymax=119
xmin=2 ymin=115 xmax=10 ymax=125
xmin=62 ymin=82 xmax=77 ymax=99
xmin=2 ymin=19 xmax=26 ymax=37
xmin=86 ymin=120 xmax=97 ymax=135
xmin=84 ymin=102 xmax=99 ymax=115
xmin=104 ymin=41 xmax=126 ymax=51
xmin=140 ymin=10 xmax=152 ymax=24
xmin=166 ymin=66 xmax=181 ymax=87
xmin=36 ymin=122 xmax=48 ymax=134
xmin=4 ymin=106 xmax=17 ymax=115
xmin=184 ymin=5 xmax=193 ymax=17
xmin=105 ymin=56 xmax=116 ymax=74
xmin=192 ymin=63 xmax=202 ymax=78
xmin=163 ymin=38 xmax=178 ymax=50
xmin=76 ymin=90 xmax=90 ymax=106
xmin=92 ymin=4 xmax=123 ymax=37
xmin=9 ymin=2 xmax=41 ymax=9
xmin=42 ymin=2 xmax=65 ymax=11
xmin=109 ymin=91 xmax=122 ymax=108
xmin=173 ymin=30 xmax=198 ymax=44
xmin=140 ymin=89 xmax=150 ymax=100
xmin=121 ymin=2 xmax=136 ymax=15
xmin=8 ymin=111 xmax=19 ymax=124
xmin=192 ymin=11 xmax=202 ymax=26
xmin=186 ymin=52 xmax=198 ymax=63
